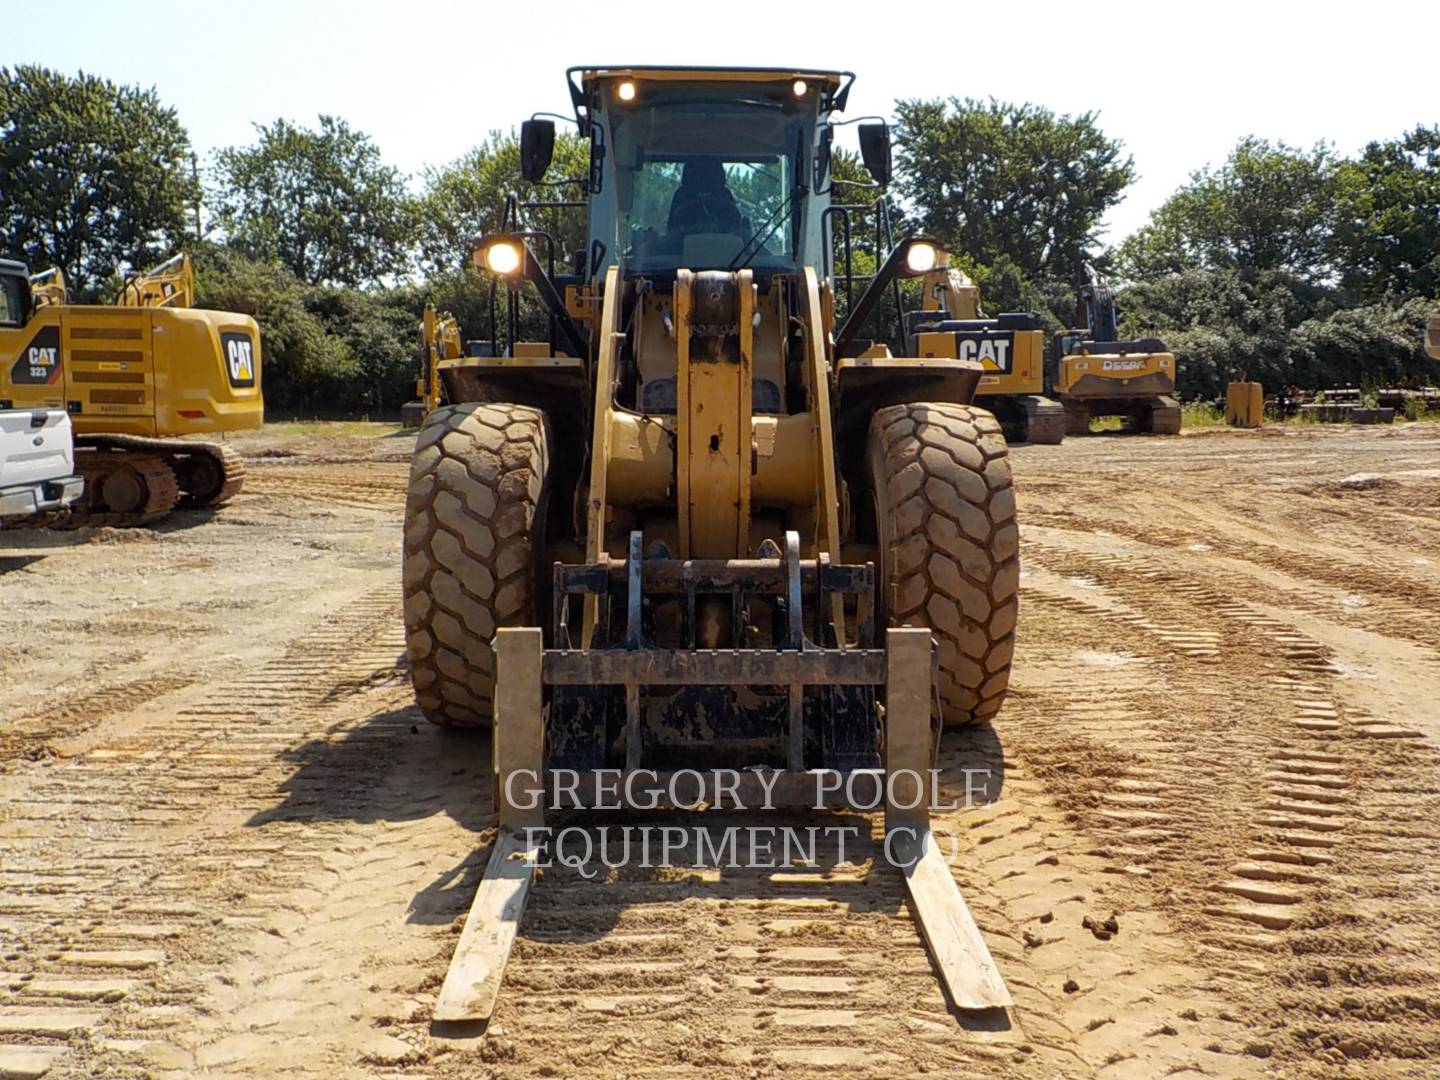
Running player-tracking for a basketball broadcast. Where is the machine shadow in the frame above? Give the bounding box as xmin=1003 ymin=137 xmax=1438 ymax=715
xmin=938 ymin=719 xmax=1008 ymax=806
xmin=153 ymin=508 xmax=227 ymax=533
xmin=0 ymin=552 xmax=47 ymax=573
xmin=245 ymin=703 xmax=498 ymax=837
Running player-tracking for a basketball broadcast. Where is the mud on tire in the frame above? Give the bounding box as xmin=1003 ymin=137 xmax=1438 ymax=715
xmin=867 ymin=403 xmax=1019 ymax=727
xmin=403 ymin=403 xmax=550 ymax=727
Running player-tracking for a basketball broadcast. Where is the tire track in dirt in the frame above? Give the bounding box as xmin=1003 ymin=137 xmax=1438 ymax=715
xmin=1021 ymin=507 xmax=1440 ymax=654
xmin=242 ymin=461 xmax=410 ymax=510
xmin=0 ymin=589 xmax=419 ymax=1078
xmin=1014 ymin=531 xmax=1440 ymax=1074
xmin=435 ymin=765 xmax=1269 ymax=1080
xmin=0 ymin=676 xmax=194 ymax=764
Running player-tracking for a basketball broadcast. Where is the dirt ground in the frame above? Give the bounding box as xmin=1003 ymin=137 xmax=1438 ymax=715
xmin=2 ymin=419 xmax=1439 ymax=1079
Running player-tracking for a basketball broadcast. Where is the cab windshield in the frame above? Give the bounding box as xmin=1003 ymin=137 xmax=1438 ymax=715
xmin=606 ymin=88 xmax=811 ymax=272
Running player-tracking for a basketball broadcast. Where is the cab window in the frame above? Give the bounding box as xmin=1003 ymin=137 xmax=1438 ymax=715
xmin=0 ymin=274 xmax=23 ymax=327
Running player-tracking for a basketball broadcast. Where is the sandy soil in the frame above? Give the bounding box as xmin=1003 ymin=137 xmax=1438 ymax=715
xmin=2 ymin=419 xmax=1438 ymax=1079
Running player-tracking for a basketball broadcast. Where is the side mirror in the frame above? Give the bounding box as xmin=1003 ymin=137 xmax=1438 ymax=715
xmin=858 ymin=122 xmax=892 ymax=186
xmin=520 ymin=119 xmax=555 ymax=183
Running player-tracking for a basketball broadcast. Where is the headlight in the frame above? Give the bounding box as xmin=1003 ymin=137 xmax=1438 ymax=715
xmin=484 ymin=241 xmax=521 ymax=275
xmin=905 ymin=242 xmax=938 ymax=274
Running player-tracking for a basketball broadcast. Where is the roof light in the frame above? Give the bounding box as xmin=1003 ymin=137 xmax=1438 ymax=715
xmin=792 ymin=79 xmax=808 ymax=97
xmin=617 ymin=81 xmax=636 ymax=102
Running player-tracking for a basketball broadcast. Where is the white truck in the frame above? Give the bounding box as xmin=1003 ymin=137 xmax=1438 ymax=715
xmin=0 ymin=408 xmax=84 ymax=526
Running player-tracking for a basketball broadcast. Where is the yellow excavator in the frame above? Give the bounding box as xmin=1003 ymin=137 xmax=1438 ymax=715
xmin=0 ymin=253 xmax=262 ymax=525
xmin=401 ymin=303 xmax=461 ymax=428
xmin=908 ymin=260 xmax=1064 ymax=443
xmin=1049 ymin=264 xmax=1180 ymax=434
xmin=403 ymin=65 xmax=1018 ymax=1028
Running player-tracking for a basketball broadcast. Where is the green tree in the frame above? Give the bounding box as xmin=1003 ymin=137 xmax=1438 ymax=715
xmin=1118 ymin=268 xmax=1299 ymax=397
xmin=1288 ymin=298 xmax=1438 ymax=389
xmin=213 ymin=116 xmax=414 ymax=287
xmin=893 ymin=97 xmax=1134 ymax=280
xmin=413 ymin=130 xmax=592 ymax=349
xmin=413 ymin=130 xmax=591 ymax=276
xmin=0 ymin=65 xmax=198 ymax=297
xmin=1117 ymin=137 xmax=1338 ymax=282
xmin=1331 ymin=126 xmax=1440 ymax=301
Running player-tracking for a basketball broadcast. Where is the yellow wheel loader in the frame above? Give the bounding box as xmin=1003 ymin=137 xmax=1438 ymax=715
xmin=0 ymin=254 xmax=261 ymax=526
xmin=907 ymin=258 xmax=1064 ymax=443
xmin=1049 ymin=263 xmax=1180 ymax=435
xmin=402 ymin=66 xmax=1018 ymax=1024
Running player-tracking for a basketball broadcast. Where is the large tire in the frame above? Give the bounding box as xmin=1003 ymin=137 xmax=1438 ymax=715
xmin=402 ymin=403 xmax=551 ymax=727
xmin=867 ymin=404 xmax=1019 ymax=727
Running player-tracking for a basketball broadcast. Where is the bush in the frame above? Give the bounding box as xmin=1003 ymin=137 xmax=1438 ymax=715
xmin=1286 ymin=298 xmax=1436 ymax=389
xmin=194 ymin=243 xmax=423 ymax=415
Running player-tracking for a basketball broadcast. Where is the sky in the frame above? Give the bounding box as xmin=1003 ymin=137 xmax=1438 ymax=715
xmin=7 ymin=0 xmax=1438 ymax=246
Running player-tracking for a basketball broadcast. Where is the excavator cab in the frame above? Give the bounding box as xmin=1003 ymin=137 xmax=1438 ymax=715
xmin=0 ymin=261 xmax=33 ymax=330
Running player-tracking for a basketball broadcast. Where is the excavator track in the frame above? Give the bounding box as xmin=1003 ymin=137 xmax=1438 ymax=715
xmin=1020 ymin=394 xmax=1066 ymax=444
xmin=46 ymin=436 xmax=244 ymax=528
xmin=81 ymin=434 xmax=246 ymax=507
xmin=1148 ymin=394 xmax=1183 ymax=435
xmin=52 ymin=449 xmax=180 ymax=528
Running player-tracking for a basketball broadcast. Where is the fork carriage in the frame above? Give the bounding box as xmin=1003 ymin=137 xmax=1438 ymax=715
xmin=434 ymin=532 xmax=1012 ymax=1025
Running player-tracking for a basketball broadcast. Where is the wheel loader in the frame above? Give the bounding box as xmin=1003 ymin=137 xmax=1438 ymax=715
xmin=0 ymin=254 xmax=261 ymax=526
xmin=1049 ymin=263 xmax=1180 ymax=435
xmin=402 ymin=66 xmax=1018 ymax=1024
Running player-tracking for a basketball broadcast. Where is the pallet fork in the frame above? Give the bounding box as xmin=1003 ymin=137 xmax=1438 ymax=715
xmin=433 ymin=534 xmax=1012 ymax=1026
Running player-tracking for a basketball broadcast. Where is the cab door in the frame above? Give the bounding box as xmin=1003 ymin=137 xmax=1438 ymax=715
xmin=0 ymin=294 xmax=64 ymax=411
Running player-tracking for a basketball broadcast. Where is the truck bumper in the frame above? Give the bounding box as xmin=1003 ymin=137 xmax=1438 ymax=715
xmin=0 ymin=475 xmax=84 ymax=519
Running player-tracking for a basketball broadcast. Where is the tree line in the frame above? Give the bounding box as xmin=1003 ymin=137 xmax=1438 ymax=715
xmin=2 ymin=64 xmax=1436 ymax=413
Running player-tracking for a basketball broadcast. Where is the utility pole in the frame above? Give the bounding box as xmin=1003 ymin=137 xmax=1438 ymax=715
xmin=192 ymin=152 xmax=203 ymax=240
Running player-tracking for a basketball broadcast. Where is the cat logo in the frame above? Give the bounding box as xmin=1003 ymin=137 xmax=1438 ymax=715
xmin=27 ymin=345 xmax=58 ymax=373
xmin=221 ymin=332 xmax=257 ymax=388
xmin=8 ymin=325 xmax=62 ymax=385
xmin=954 ymin=333 xmax=1013 ymax=373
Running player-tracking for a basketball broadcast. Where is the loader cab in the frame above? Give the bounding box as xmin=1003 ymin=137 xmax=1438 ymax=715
xmin=0 ymin=261 xmax=32 ymax=329
xmin=576 ymin=70 xmax=841 ymax=279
